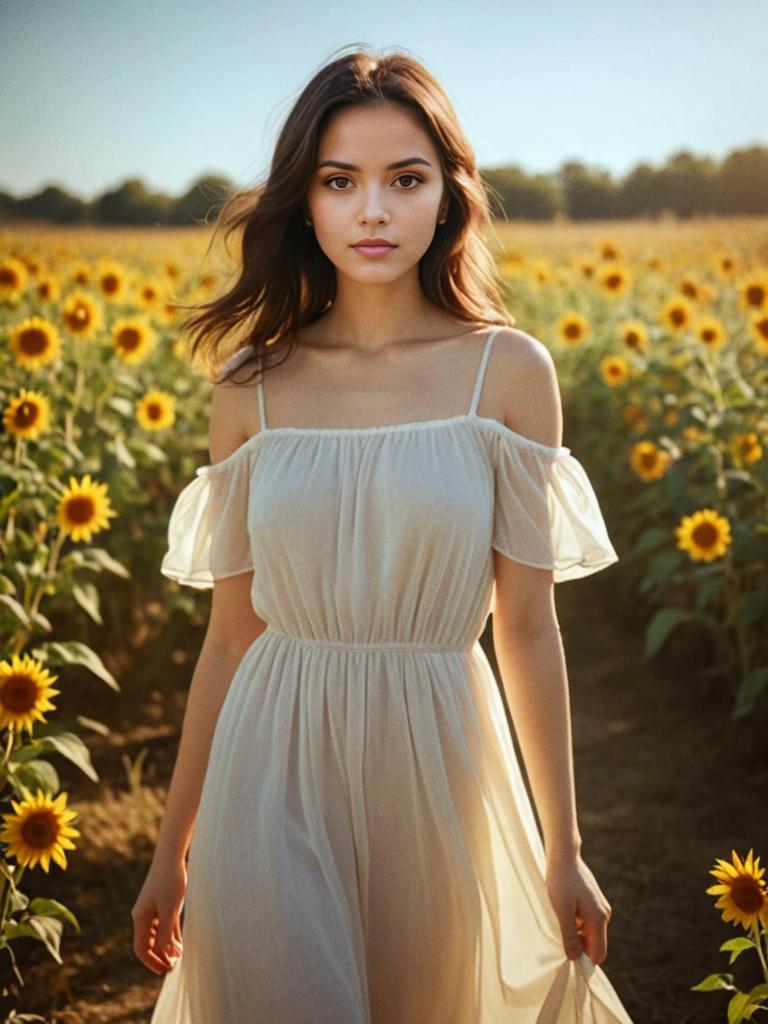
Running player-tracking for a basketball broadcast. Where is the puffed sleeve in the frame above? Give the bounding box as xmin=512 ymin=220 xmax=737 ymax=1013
xmin=492 ymin=429 xmax=619 ymax=583
xmin=160 ymin=452 xmax=254 ymax=589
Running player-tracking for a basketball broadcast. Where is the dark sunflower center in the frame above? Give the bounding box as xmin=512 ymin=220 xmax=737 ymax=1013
xmin=692 ymin=522 xmax=719 ymax=548
xmin=22 ymin=811 xmax=58 ymax=848
xmin=1 ymin=674 xmax=37 ymax=712
xmin=66 ymin=496 xmax=96 ymax=525
xmin=118 ymin=328 xmax=141 ymax=351
xmin=15 ymin=401 xmax=40 ymax=428
xmin=731 ymin=876 xmax=765 ymax=914
xmin=21 ymin=328 xmax=49 ymax=355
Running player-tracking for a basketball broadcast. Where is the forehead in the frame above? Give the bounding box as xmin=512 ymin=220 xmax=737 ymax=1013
xmin=318 ymin=103 xmax=437 ymax=163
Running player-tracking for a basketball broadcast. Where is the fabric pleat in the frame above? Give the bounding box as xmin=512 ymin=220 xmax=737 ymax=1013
xmin=151 ymin=415 xmax=631 ymax=1024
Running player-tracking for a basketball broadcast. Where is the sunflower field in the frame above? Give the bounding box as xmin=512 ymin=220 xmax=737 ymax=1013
xmin=0 ymin=217 xmax=766 ymax=1020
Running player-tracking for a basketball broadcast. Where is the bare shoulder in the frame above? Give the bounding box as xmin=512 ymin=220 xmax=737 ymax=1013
xmin=489 ymin=327 xmax=563 ymax=449
xmin=208 ymin=375 xmax=254 ymax=465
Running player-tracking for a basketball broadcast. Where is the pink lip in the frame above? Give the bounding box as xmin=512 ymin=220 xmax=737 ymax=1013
xmin=352 ymin=244 xmax=395 ymax=258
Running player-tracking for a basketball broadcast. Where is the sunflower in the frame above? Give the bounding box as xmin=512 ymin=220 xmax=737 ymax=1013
xmin=730 ymin=432 xmax=763 ymax=465
xmin=56 ymin=474 xmax=118 ymax=542
xmin=659 ymin=295 xmax=696 ymax=334
xmin=95 ymin=259 xmax=129 ymax=302
xmin=622 ymin=404 xmax=650 ymax=433
xmin=134 ymin=276 xmax=167 ymax=310
xmin=596 ymin=262 xmax=631 ymax=299
xmin=498 ymin=251 xmax=524 ymax=278
xmin=3 ymin=388 xmax=52 ymax=440
xmin=61 ymin=290 xmax=103 ymax=339
xmin=617 ymin=320 xmax=649 ymax=354
xmin=747 ymin=312 xmax=768 ymax=355
xmin=737 ymin=273 xmax=768 ymax=312
xmin=197 ymin=271 xmax=218 ymax=291
xmin=647 ymin=255 xmax=665 ymax=273
xmin=20 ymin=253 xmax=42 ymax=275
xmin=69 ymin=261 xmax=92 ymax=286
xmin=575 ymin=258 xmax=597 ymax=281
xmin=136 ymin=389 xmax=176 ymax=431
xmin=678 ymin=272 xmax=705 ymax=303
xmin=693 ymin=316 xmax=727 ymax=351
xmin=555 ymin=311 xmax=590 ymax=346
xmin=675 ymin=508 xmax=732 ymax=562
xmin=711 ymin=250 xmax=741 ymax=282
xmin=111 ymin=316 xmax=157 ymax=364
xmin=0 ymin=652 xmax=60 ymax=735
xmin=599 ymin=355 xmax=630 ymax=386
xmin=35 ymin=274 xmax=61 ymax=303
xmin=0 ymin=257 xmax=28 ymax=302
xmin=8 ymin=315 xmax=62 ymax=370
xmin=706 ymin=849 xmax=768 ymax=931
xmin=630 ymin=441 xmax=671 ymax=481
xmin=528 ymin=258 xmax=551 ymax=287
xmin=597 ymin=239 xmax=623 ymax=262
xmin=0 ymin=788 xmax=80 ymax=873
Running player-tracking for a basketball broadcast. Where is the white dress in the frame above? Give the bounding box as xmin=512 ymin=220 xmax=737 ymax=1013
xmin=150 ymin=327 xmax=634 ymax=1023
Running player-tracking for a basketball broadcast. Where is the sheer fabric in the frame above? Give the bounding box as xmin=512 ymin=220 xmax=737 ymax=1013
xmin=152 ymin=328 xmax=631 ymax=1024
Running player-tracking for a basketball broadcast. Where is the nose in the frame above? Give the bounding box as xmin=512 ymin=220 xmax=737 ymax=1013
xmin=357 ymin=186 xmax=390 ymax=224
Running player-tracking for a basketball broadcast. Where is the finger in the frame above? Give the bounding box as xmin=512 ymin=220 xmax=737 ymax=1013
xmin=559 ymin=920 xmax=584 ymax=960
xmin=134 ymin=934 xmax=174 ymax=975
xmin=582 ymin=913 xmax=608 ymax=965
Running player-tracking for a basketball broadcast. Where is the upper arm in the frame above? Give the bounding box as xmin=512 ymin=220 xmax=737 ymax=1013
xmin=495 ymin=328 xmax=563 ymax=450
xmin=491 ymin=329 xmax=563 ymax=633
xmin=206 ymin=380 xmax=268 ymax=656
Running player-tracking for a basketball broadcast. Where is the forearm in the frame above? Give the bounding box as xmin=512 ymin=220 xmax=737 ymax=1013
xmin=152 ymin=634 xmax=247 ymax=865
xmin=492 ymin=618 xmax=582 ymax=862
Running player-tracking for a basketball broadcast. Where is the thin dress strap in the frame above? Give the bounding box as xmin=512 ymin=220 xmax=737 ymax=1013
xmin=256 ymin=353 xmax=267 ymax=431
xmin=468 ymin=326 xmax=502 ymax=415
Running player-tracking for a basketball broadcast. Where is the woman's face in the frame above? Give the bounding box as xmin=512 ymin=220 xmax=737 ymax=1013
xmin=305 ymin=102 xmax=447 ymax=282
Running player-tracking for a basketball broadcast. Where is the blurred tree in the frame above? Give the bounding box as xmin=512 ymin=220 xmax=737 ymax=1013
xmin=173 ymin=173 xmax=235 ymax=225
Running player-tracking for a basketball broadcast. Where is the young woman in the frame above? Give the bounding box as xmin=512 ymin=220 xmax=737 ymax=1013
xmin=134 ymin=45 xmax=634 ymax=1024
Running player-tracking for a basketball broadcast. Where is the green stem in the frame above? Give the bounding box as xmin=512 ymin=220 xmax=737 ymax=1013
xmin=752 ymin=919 xmax=768 ymax=983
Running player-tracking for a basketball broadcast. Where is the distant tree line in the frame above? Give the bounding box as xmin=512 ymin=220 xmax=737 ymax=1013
xmin=1 ymin=145 xmax=766 ymax=226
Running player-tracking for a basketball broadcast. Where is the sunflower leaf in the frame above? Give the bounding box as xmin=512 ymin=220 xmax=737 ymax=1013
xmin=644 ymin=607 xmax=692 ymax=659
xmin=691 ymin=971 xmax=734 ymax=991
xmin=11 ymin=758 xmax=60 ymax=797
xmin=26 ymin=898 xmax=80 ymax=934
xmin=727 ymin=991 xmax=753 ymax=1024
xmin=720 ymin=936 xmax=758 ymax=964
xmin=32 ymin=639 xmax=120 ymax=691
xmin=23 ymin=730 xmax=99 ymax=783
xmin=0 ymin=593 xmax=31 ymax=627
xmin=4 ymin=916 xmax=64 ymax=964
xmin=71 ymin=582 xmax=102 ymax=624
xmin=732 ymin=668 xmax=768 ymax=720
xmin=81 ymin=547 xmax=131 ymax=578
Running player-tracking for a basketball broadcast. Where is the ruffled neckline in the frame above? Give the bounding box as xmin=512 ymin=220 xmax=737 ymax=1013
xmin=197 ymin=413 xmax=571 ymax=476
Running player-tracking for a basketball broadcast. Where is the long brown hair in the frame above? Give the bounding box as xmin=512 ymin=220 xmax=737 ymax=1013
xmin=176 ymin=43 xmax=515 ymax=383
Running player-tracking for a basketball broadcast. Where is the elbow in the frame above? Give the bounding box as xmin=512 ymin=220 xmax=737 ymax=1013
xmin=492 ymin=553 xmax=560 ymax=637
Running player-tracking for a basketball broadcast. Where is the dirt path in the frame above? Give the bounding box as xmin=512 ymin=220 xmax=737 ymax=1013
xmin=533 ymin=572 xmax=768 ymax=1023
xmin=11 ymin=573 xmax=767 ymax=1022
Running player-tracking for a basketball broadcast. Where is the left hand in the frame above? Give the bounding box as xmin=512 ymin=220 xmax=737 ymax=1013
xmin=545 ymin=853 xmax=613 ymax=966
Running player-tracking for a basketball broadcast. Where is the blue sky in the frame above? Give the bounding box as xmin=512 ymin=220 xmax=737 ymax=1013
xmin=2 ymin=0 xmax=764 ymax=200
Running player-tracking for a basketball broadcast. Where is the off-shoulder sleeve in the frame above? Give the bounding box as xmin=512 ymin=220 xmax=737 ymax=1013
xmin=160 ymin=454 xmax=254 ymax=589
xmin=492 ymin=430 xmax=619 ymax=583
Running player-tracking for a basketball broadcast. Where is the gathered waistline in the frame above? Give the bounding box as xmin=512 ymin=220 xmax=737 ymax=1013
xmin=263 ymin=626 xmax=475 ymax=654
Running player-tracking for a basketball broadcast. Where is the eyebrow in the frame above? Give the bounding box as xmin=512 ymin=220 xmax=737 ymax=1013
xmin=316 ymin=157 xmax=433 ymax=171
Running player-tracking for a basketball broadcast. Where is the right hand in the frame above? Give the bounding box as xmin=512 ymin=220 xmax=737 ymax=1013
xmin=131 ymin=855 xmax=188 ymax=975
